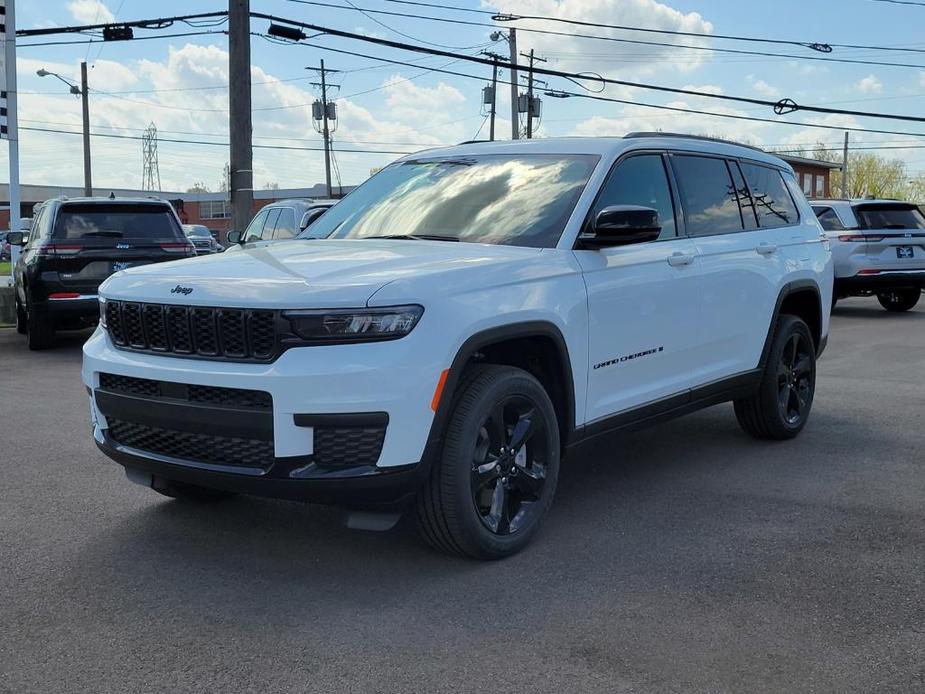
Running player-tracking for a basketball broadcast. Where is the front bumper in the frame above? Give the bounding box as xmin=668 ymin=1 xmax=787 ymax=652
xmin=836 ymin=270 xmax=925 ymax=294
xmin=83 ymin=324 xmax=445 ymax=505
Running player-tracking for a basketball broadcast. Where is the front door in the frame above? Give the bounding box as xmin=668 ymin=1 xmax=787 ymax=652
xmin=577 ymin=153 xmax=701 ymax=423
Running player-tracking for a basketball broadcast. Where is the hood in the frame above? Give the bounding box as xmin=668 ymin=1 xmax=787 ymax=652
xmin=100 ymin=239 xmax=543 ymax=308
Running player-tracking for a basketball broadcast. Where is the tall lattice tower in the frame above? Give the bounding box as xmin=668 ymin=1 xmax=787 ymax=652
xmin=141 ymin=122 xmax=161 ymax=191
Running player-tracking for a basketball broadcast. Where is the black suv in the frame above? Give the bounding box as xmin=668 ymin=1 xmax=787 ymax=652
xmin=10 ymin=197 xmax=195 ymax=349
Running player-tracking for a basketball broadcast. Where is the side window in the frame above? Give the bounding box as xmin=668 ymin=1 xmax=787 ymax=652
xmin=273 ymin=208 xmax=297 ymax=239
xmin=592 ymin=154 xmax=676 ymax=240
xmin=243 ymin=209 xmax=269 ymax=242
xmin=739 ymin=163 xmax=799 ymax=229
xmin=262 ymin=209 xmax=281 ymax=241
xmin=814 ymin=207 xmax=845 ymax=232
xmin=27 ymin=207 xmax=46 ymax=245
xmin=671 ymin=155 xmax=742 ymax=236
xmin=728 ymin=162 xmax=758 ymax=230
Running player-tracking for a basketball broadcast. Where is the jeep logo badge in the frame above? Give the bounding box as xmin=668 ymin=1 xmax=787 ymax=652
xmin=170 ymin=285 xmax=194 ymax=295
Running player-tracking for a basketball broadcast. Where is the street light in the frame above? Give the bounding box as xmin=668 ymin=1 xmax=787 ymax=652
xmin=37 ymin=62 xmax=92 ymax=196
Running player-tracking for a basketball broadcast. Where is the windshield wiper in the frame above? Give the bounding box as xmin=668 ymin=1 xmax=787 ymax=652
xmin=363 ymin=234 xmax=459 ymax=242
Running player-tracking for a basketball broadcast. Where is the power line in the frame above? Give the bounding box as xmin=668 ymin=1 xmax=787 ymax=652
xmin=16 ymin=12 xmax=230 ymax=37
xmin=385 ymin=0 xmax=925 ymax=56
xmin=283 ymin=0 xmax=925 ymax=70
xmin=253 ymin=13 xmax=925 ymax=126
xmin=19 ymin=30 xmax=226 ymax=49
xmin=341 ymin=0 xmax=492 ymax=51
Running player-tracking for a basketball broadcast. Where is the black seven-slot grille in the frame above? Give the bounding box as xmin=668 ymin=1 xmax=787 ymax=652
xmin=105 ymin=300 xmax=278 ymax=362
xmin=98 ymin=372 xmax=275 ymax=469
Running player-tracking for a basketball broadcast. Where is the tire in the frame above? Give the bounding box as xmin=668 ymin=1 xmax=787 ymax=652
xmin=15 ymin=297 xmax=26 ymax=335
xmin=152 ymin=477 xmax=237 ymax=502
xmin=26 ymin=300 xmax=54 ymax=350
xmin=415 ymin=364 xmax=561 ymax=559
xmin=734 ymin=315 xmax=816 ymax=440
xmin=876 ymin=288 xmax=920 ymax=312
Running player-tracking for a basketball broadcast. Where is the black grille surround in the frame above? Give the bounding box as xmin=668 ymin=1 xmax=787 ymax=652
xmin=104 ymin=300 xmax=282 ymax=363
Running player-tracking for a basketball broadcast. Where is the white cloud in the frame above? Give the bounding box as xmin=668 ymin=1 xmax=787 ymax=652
xmin=67 ymin=0 xmax=115 ymax=24
xmin=856 ymin=75 xmax=883 ymax=94
xmin=487 ymin=0 xmax=714 ymax=78
xmin=749 ymin=78 xmax=780 ymax=98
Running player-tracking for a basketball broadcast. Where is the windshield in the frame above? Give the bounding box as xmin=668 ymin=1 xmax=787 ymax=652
xmin=855 ymin=204 xmax=925 ymax=230
xmin=311 ymin=154 xmax=599 ymax=248
xmin=184 ymin=226 xmax=212 ymax=238
xmin=53 ymin=204 xmax=183 ymax=241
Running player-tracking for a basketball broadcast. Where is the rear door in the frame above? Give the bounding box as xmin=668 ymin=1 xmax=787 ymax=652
xmin=852 ymin=203 xmax=925 ymax=271
xmin=47 ymin=203 xmax=191 ymax=296
xmin=671 ymin=155 xmax=791 ymax=384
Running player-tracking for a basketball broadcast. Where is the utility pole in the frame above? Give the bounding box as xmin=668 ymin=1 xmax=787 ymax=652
xmin=80 ymin=62 xmax=92 ymax=196
xmin=481 ymin=51 xmax=502 ymax=141
xmin=228 ymin=0 xmax=253 ymax=233
xmin=309 ymin=61 xmax=339 ymax=198
xmin=4 ymin=0 xmax=21 ymax=259
xmin=508 ymin=29 xmax=518 ymax=140
xmin=521 ymin=49 xmax=547 ymax=139
xmin=842 ymin=131 xmax=849 ymax=198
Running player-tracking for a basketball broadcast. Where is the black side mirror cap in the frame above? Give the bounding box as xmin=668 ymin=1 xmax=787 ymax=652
xmin=578 ymin=205 xmax=661 ymax=249
xmin=6 ymin=232 xmax=24 ymax=246
xmin=226 ymin=230 xmax=242 ymax=244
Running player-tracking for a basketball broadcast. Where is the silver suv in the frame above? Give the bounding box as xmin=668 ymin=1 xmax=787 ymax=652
xmin=811 ymin=199 xmax=925 ymax=311
xmin=227 ymin=199 xmax=338 ymax=250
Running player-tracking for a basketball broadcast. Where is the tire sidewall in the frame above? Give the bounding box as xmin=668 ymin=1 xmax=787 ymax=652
xmin=442 ymin=368 xmax=560 ymax=558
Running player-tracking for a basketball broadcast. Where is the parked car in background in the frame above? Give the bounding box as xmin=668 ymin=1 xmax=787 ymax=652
xmin=225 ymin=199 xmax=338 ymax=250
xmin=11 ymin=197 xmax=195 ymax=349
xmin=183 ymin=224 xmax=224 ymax=254
xmin=83 ymin=135 xmax=832 ymax=558
xmin=811 ymin=199 xmax=925 ymax=311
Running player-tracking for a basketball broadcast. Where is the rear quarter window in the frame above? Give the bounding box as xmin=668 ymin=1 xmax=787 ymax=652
xmin=739 ymin=163 xmax=799 ymax=228
xmin=53 ymin=204 xmax=183 ymax=241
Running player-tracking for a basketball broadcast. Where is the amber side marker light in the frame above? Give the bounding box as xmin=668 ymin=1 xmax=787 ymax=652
xmin=431 ymin=369 xmax=450 ymax=412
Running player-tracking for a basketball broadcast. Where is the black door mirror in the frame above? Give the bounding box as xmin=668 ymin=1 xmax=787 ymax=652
xmin=6 ymin=231 xmax=24 ymax=246
xmin=579 ymin=205 xmax=661 ymax=249
xmin=226 ymin=230 xmax=242 ymax=244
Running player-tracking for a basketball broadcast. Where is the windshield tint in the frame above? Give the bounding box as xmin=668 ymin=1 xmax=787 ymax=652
xmin=855 ymin=205 xmax=925 ymax=230
xmin=53 ymin=204 xmax=183 ymax=241
xmin=313 ymin=154 xmax=599 ymax=247
xmin=184 ymin=226 xmax=211 ymax=238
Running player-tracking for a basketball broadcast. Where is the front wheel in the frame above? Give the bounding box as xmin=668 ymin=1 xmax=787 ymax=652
xmin=735 ymin=315 xmax=816 ymax=440
xmin=15 ymin=297 xmax=26 ymax=335
xmin=416 ymin=364 xmax=560 ymax=559
xmin=877 ymin=288 xmax=920 ymax=312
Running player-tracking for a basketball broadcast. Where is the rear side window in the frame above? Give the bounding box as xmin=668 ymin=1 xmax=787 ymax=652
xmin=739 ymin=163 xmax=799 ymax=228
xmin=854 ymin=205 xmax=925 ymax=230
xmin=728 ymin=162 xmax=758 ymax=230
xmin=273 ymin=208 xmax=297 ymax=239
xmin=53 ymin=204 xmax=182 ymax=241
xmin=813 ymin=207 xmax=845 ymax=231
xmin=671 ymin=155 xmax=742 ymax=236
xmin=592 ymin=154 xmax=677 ymax=240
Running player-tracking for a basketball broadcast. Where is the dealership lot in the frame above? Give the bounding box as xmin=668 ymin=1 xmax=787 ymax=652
xmin=1 ymin=298 xmax=923 ymax=693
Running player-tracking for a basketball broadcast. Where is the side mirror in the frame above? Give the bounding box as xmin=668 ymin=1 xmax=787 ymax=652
xmin=6 ymin=231 xmax=24 ymax=246
xmin=578 ymin=205 xmax=661 ymax=249
xmin=226 ymin=230 xmax=242 ymax=244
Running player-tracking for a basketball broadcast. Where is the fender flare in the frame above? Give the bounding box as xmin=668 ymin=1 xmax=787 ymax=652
xmin=759 ymin=280 xmax=824 ymax=368
xmin=419 ymin=321 xmax=577 ymax=469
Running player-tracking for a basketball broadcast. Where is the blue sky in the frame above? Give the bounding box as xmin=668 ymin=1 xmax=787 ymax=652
xmin=12 ymin=0 xmax=925 ymax=191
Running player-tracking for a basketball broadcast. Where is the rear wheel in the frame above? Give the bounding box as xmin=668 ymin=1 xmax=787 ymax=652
xmin=876 ymin=288 xmax=920 ymax=312
xmin=152 ymin=477 xmax=237 ymax=502
xmin=416 ymin=364 xmax=560 ymax=559
xmin=735 ymin=315 xmax=816 ymax=440
xmin=26 ymin=300 xmax=55 ymax=350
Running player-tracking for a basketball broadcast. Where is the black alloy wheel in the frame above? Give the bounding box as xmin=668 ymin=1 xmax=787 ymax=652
xmin=777 ymin=332 xmax=814 ymax=426
xmin=470 ymin=395 xmax=549 ymax=536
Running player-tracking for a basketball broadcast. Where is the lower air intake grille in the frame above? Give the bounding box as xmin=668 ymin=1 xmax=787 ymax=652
xmin=313 ymin=426 xmax=386 ymax=468
xmin=107 ymin=418 xmax=274 ymax=469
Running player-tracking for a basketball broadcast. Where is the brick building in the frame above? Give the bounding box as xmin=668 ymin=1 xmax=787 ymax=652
xmin=778 ymin=155 xmax=842 ymax=199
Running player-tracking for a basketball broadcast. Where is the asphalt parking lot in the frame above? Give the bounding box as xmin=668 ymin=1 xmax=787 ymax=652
xmin=1 ymin=298 xmax=923 ymax=694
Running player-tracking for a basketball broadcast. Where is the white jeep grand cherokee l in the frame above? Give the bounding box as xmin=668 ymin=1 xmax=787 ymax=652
xmin=83 ymin=134 xmax=833 ymax=559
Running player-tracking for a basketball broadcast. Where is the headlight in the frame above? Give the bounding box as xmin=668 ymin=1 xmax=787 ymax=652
xmin=99 ymin=297 xmax=107 ymax=328
xmin=283 ymin=305 xmax=424 ymax=344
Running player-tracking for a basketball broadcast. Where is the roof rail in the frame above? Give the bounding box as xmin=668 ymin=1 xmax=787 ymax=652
xmin=456 ymin=139 xmax=492 ymax=145
xmin=624 ymin=131 xmax=765 ymax=152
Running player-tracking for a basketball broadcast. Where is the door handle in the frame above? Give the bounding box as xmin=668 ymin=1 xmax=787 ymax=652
xmin=667 ymin=251 xmax=695 ymax=267
xmin=756 ymin=242 xmax=777 ymax=256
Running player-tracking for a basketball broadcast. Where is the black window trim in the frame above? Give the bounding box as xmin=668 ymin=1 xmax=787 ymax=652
xmin=575 ymin=148 xmax=682 ymax=248
xmin=666 ymin=150 xmax=745 ymax=239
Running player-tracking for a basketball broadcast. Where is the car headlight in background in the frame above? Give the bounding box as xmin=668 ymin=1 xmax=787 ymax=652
xmin=99 ymin=297 xmax=107 ymax=328
xmin=283 ymin=305 xmax=423 ymax=343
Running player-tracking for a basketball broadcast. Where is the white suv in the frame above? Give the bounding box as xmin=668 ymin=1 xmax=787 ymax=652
xmin=810 ymin=199 xmax=924 ymax=311
xmin=83 ymin=135 xmax=833 ymax=558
